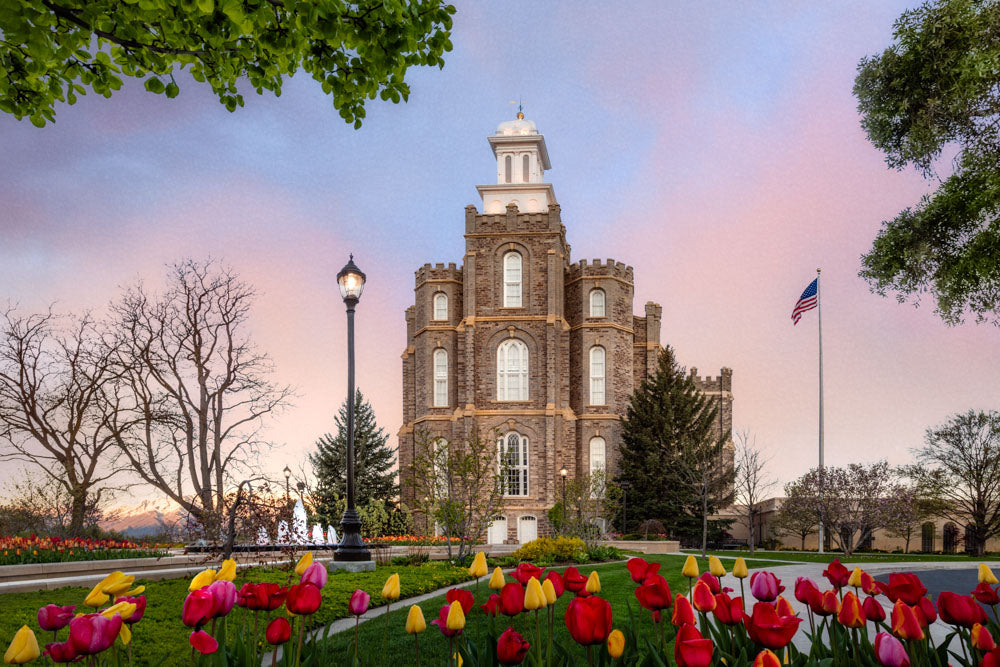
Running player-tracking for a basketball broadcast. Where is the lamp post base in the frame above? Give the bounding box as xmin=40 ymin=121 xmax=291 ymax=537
xmin=328 ymin=560 xmax=376 ymax=573
xmin=334 ymin=508 xmax=372 ymax=562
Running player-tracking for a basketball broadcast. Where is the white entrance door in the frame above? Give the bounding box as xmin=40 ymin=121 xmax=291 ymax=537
xmin=487 ymin=517 xmax=507 ymax=545
xmin=518 ymin=515 xmax=537 ymax=544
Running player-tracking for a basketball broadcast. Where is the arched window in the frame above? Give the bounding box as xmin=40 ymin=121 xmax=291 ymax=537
xmin=433 ymin=348 xmax=448 ymax=407
xmin=433 ymin=292 xmax=448 ymax=321
xmin=589 ymin=346 xmax=606 ymax=405
xmin=504 ymin=155 xmax=512 ymax=183
xmin=522 ymin=154 xmax=529 ymax=183
xmin=497 ymin=339 xmax=529 ymax=401
xmin=503 ymin=252 xmax=522 ymax=307
xmin=589 ymin=288 xmax=605 ymax=317
xmin=499 ymin=432 xmax=529 ymax=497
xmin=920 ymin=522 xmax=935 ymax=553
xmin=589 ymin=436 xmax=606 ymax=498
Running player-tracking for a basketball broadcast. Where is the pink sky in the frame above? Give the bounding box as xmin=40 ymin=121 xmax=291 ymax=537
xmin=1 ymin=1 xmax=997 ymax=503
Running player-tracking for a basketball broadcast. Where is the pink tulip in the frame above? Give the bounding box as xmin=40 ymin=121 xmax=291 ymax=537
xmin=207 ymin=580 xmax=236 ymax=618
xmin=37 ymin=604 xmax=76 ymax=632
xmin=750 ymin=571 xmax=784 ymax=603
xmin=874 ymin=632 xmax=910 ymax=667
xmin=43 ymin=641 xmax=79 ymax=664
xmin=348 ymin=589 xmax=371 ymax=616
xmin=68 ymin=613 xmax=123 ymax=655
xmin=189 ymin=630 xmax=218 ymax=654
xmin=182 ymin=588 xmax=215 ymax=628
xmin=301 ymin=562 xmax=328 ymax=589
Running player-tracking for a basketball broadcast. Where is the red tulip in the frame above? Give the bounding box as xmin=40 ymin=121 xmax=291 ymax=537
xmin=238 ymin=582 xmax=287 ymax=611
xmin=890 ymin=601 xmax=924 ymax=641
xmin=207 ymin=580 xmax=236 ymax=618
xmin=672 ymin=595 xmax=695 ymax=626
xmin=265 ymin=617 xmax=291 ymax=645
xmin=512 ymin=563 xmax=544 ymax=586
xmin=809 ymin=590 xmax=840 ymax=617
xmin=562 ymin=567 xmax=588 ymax=596
xmin=822 ymin=559 xmax=850 ymax=589
xmin=775 ymin=596 xmax=796 ymax=619
xmin=626 ymin=557 xmax=660 ymax=584
xmin=988 ymin=648 xmax=1000 ymax=667
xmin=499 ymin=582 xmax=525 ymax=617
xmin=692 ymin=580 xmax=716 ymax=613
xmin=743 ymin=601 xmax=802 ymax=650
xmin=496 ymin=627 xmax=530 ymax=666
xmin=182 ymin=588 xmax=215 ymax=628
xmin=873 ymin=632 xmax=910 ymax=667
xmin=564 ymin=596 xmax=613 ymax=646
xmin=936 ymin=591 xmax=986 ymax=628
xmin=189 ymin=630 xmax=218 ymax=654
xmin=973 ymin=582 xmax=1000 ymax=606
xmin=115 ymin=596 xmax=146 ymax=625
xmin=749 ymin=571 xmax=784 ymax=603
xmin=481 ymin=594 xmax=501 ymax=617
xmin=37 ymin=605 xmax=76 ymax=632
xmin=863 ymin=596 xmax=886 ymax=623
xmin=68 ymin=613 xmax=122 ymax=655
xmin=838 ymin=591 xmax=866 ymax=629
xmin=973 ymin=623 xmax=997 ymax=651
xmin=43 ymin=641 xmax=79 ymax=664
xmin=430 ymin=604 xmax=462 ymax=637
xmin=712 ymin=592 xmax=743 ymax=626
xmin=882 ymin=573 xmax=927 ymax=605
xmin=446 ymin=588 xmax=475 ymax=615
xmin=545 ymin=571 xmax=565 ymax=598
xmin=697 ymin=572 xmax=721 ymax=595
xmin=300 ymin=562 xmax=328 ymax=589
xmin=860 ymin=571 xmax=879 ymax=595
xmin=635 ymin=574 xmax=672 ymax=611
xmin=287 ymin=583 xmax=323 ymax=616
xmin=753 ymin=649 xmax=782 ymax=667
xmin=794 ymin=577 xmax=820 ymax=606
xmin=674 ymin=623 xmax=713 ymax=667
xmin=914 ymin=597 xmax=936 ymax=626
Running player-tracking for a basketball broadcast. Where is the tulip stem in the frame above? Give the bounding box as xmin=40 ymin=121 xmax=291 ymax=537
xmin=587 ymin=645 xmax=594 ymax=667
xmin=353 ymin=616 xmax=359 ymax=663
xmin=384 ymin=600 xmax=390 ymax=649
xmin=535 ymin=609 xmax=542 ymax=667
xmin=414 ymin=634 xmax=420 ymax=667
xmin=271 ymin=646 xmax=277 ymax=667
xmin=739 ymin=579 xmax=746 ymax=614
xmin=295 ymin=616 xmax=305 ymax=667
xmin=448 ymin=635 xmax=454 ymax=667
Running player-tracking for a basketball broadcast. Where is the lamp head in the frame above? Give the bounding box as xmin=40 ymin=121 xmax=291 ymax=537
xmin=559 ymin=467 xmax=568 ymax=478
xmin=283 ymin=465 xmax=291 ymax=480
xmin=337 ymin=254 xmax=366 ymax=302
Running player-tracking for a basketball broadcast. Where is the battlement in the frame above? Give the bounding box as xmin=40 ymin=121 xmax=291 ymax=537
xmin=415 ymin=262 xmax=463 ymax=285
xmin=644 ymin=302 xmax=662 ymax=318
xmin=689 ymin=366 xmax=734 ymax=392
xmin=566 ymin=258 xmax=634 ymax=283
xmin=465 ymin=203 xmax=563 ymax=235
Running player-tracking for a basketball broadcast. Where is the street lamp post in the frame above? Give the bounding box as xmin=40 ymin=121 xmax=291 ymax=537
xmin=334 ymin=255 xmax=372 ymax=563
xmin=559 ymin=467 xmax=568 ymax=529
xmin=283 ymin=465 xmax=291 ymax=504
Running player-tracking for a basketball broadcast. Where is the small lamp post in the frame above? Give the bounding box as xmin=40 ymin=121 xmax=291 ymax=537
xmin=283 ymin=465 xmax=291 ymax=503
xmin=334 ymin=255 xmax=372 ymax=563
xmin=559 ymin=467 xmax=568 ymax=525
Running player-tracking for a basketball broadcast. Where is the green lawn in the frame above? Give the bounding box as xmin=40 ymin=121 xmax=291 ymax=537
xmin=689 ymin=549 xmax=994 ymax=564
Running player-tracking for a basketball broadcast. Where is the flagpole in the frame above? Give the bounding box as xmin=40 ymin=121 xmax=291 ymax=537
xmin=817 ymin=268 xmax=824 ymax=554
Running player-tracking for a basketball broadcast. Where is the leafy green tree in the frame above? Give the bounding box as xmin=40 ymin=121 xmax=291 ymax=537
xmin=309 ymin=389 xmax=398 ymax=525
xmin=854 ymin=0 xmax=1000 ymax=325
xmin=614 ymin=346 xmax=732 ymax=546
xmin=0 ymin=0 xmax=455 ymax=127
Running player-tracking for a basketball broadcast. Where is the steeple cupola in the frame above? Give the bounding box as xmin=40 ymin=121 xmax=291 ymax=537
xmin=477 ymin=113 xmax=556 ymax=214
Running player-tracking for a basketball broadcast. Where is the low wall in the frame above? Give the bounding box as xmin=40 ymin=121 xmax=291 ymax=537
xmin=603 ymin=540 xmax=680 ymax=554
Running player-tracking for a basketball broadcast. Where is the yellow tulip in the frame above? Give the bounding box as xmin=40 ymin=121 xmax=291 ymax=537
xmin=101 ymin=572 xmax=135 ymax=597
xmin=118 ymin=623 xmax=132 ymax=646
xmin=189 ymin=569 xmax=216 ymax=592
xmin=215 ymin=559 xmax=237 ymax=582
xmin=586 ymin=571 xmax=601 ymax=594
xmin=101 ymin=601 xmax=137 ymax=622
xmin=125 ymin=585 xmax=145 ymax=596
xmin=469 ymin=552 xmax=488 ymax=578
xmin=524 ymin=577 xmax=546 ymax=610
xmin=732 ymin=557 xmax=749 ymax=579
xmin=405 ymin=605 xmax=426 ymax=634
xmin=489 ymin=566 xmax=505 ymax=590
xmin=294 ymin=552 xmax=313 ymax=576
xmin=682 ymin=555 xmax=699 ymax=579
xmin=607 ymin=629 xmax=625 ymax=659
xmin=979 ymin=563 xmax=999 ymax=585
xmin=541 ymin=578 xmax=557 ymax=605
xmin=848 ymin=567 xmax=865 ymax=588
xmin=382 ymin=573 xmax=401 ymax=600
xmin=83 ymin=584 xmax=109 ymax=608
xmin=3 ymin=626 xmax=39 ymax=665
xmin=708 ymin=556 xmax=726 ymax=577
xmin=445 ymin=600 xmax=466 ymax=631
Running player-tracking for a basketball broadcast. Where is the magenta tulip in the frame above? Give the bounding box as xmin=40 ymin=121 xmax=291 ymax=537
xmin=43 ymin=641 xmax=79 ymax=664
xmin=300 ymin=562 xmax=328 ymax=589
xmin=116 ymin=596 xmax=146 ymax=625
xmin=207 ymin=580 xmax=236 ymax=618
xmin=37 ymin=605 xmax=76 ymax=632
xmin=749 ymin=571 xmax=784 ymax=603
xmin=189 ymin=630 xmax=218 ymax=654
xmin=348 ymin=589 xmax=371 ymax=616
xmin=182 ymin=588 xmax=215 ymax=628
xmin=873 ymin=632 xmax=910 ymax=667
xmin=68 ymin=613 xmax=122 ymax=655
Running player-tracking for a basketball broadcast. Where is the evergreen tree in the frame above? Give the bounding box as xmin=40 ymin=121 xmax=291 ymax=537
xmin=309 ymin=390 xmax=398 ymax=525
xmin=614 ymin=346 xmax=733 ymax=544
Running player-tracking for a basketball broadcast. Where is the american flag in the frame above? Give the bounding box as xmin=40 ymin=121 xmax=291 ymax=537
xmin=791 ymin=278 xmax=818 ymax=325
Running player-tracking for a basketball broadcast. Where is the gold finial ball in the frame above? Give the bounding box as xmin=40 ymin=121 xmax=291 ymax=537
xmin=516 ymin=111 xmax=524 ymax=119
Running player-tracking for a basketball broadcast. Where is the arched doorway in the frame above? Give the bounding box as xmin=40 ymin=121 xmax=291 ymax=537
xmin=920 ymin=522 xmax=935 ymax=552
xmin=943 ymin=522 xmax=959 ymax=553
xmin=487 ymin=516 xmax=507 ymax=545
xmin=518 ymin=515 xmax=537 ymax=544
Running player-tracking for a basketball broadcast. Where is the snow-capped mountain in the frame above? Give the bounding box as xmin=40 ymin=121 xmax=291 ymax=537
xmin=102 ymin=497 xmax=183 ymax=538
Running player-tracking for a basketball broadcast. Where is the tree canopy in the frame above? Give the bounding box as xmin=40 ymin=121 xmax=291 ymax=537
xmin=0 ymin=0 xmax=455 ymax=127
xmin=854 ymin=0 xmax=1000 ymax=325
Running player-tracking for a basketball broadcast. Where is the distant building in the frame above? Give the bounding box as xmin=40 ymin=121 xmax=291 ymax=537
xmin=398 ymin=114 xmax=733 ymax=543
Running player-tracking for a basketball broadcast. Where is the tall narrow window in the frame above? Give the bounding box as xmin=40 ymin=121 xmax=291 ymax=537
xmin=504 ymin=155 xmax=512 ymax=183
xmin=497 ymin=339 xmax=529 ymax=400
xmin=433 ymin=292 xmax=448 ymax=321
xmin=503 ymin=252 xmax=522 ymax=307
xmin=522 ymin=154 xmax=530 ymax=183
xmin=499 ymin=432 xmax=529 ymax=497
xmin=589 ymin=288 xmax=605 ymax=317
xmin=433 ymin=348 xmax=448 ymax=407
xmin=589 ymin=436 xmax=606 ymax=498
xmin=589 ymin=346 xmax=606 ymax=405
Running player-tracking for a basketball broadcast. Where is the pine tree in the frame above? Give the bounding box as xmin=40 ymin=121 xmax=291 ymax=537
xmin=309 ymin=390 xmax=398 ymax=525
xmin=614 ymin=346 xmax=733 ymax=544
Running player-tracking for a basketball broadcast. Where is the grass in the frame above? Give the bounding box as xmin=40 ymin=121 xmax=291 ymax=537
xmin=690 ymin=549 xmax=993 ymax=564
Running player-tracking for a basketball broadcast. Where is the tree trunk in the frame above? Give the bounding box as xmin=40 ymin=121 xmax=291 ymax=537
xmin=700 ymin=492 xmax=708 ymax=557
xmin=68 ymin=489 xmax=89 ymax=536
xmin=748 ymin=509 xmax=756 ymax=555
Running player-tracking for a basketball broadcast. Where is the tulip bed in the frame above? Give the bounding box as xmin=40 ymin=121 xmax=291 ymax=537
xmin=0 ymin=536 xmax=167 ymax=565
xmin=699 ymin=550 xmax=991 ymax=565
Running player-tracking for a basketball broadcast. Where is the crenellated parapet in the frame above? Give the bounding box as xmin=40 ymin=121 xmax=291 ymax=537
xmin=465 ymin=203 xmax=564 ymax=235
xmin=688 ymin=366 xmax=734 ymax=392
xmin=415 ymin=262 xmax=463 ymax=286
xmin=566 ymin=258 xmax=634 ymax=284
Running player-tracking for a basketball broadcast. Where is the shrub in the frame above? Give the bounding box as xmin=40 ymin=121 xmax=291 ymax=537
xmin=585 ymin=544 xmax=624 ymax=562
xmin=510 ymin=537 xmax=585 ymax=562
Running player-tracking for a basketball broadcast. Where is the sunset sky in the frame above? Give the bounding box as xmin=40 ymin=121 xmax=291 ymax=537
xmin=2 ymin=1 xmax=997 ymax=505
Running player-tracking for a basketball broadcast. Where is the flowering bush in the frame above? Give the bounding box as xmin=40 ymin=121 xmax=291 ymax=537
xmin=0 ymin=536 xmax=167 ymax=565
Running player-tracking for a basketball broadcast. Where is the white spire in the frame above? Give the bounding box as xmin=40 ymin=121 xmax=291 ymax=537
xmin=477 ymin=112 xmax=556 ymax=214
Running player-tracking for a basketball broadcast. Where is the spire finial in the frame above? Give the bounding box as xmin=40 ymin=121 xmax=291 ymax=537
xmin=509 ymin=97 xmax=525 ymax=119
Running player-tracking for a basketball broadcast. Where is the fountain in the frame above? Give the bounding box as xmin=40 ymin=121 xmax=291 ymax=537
xmin=276 ymin=520 xmax=289 ymax=543
xmin=256 ymin=527 xmax=269 ymax=546
xmin=311 ymin=524 xmax=324 ymax=544
xmin=327 ymin=525 xmax=338 ymax=545
xmin=291 ymin=500 xmax=308 ymax=544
